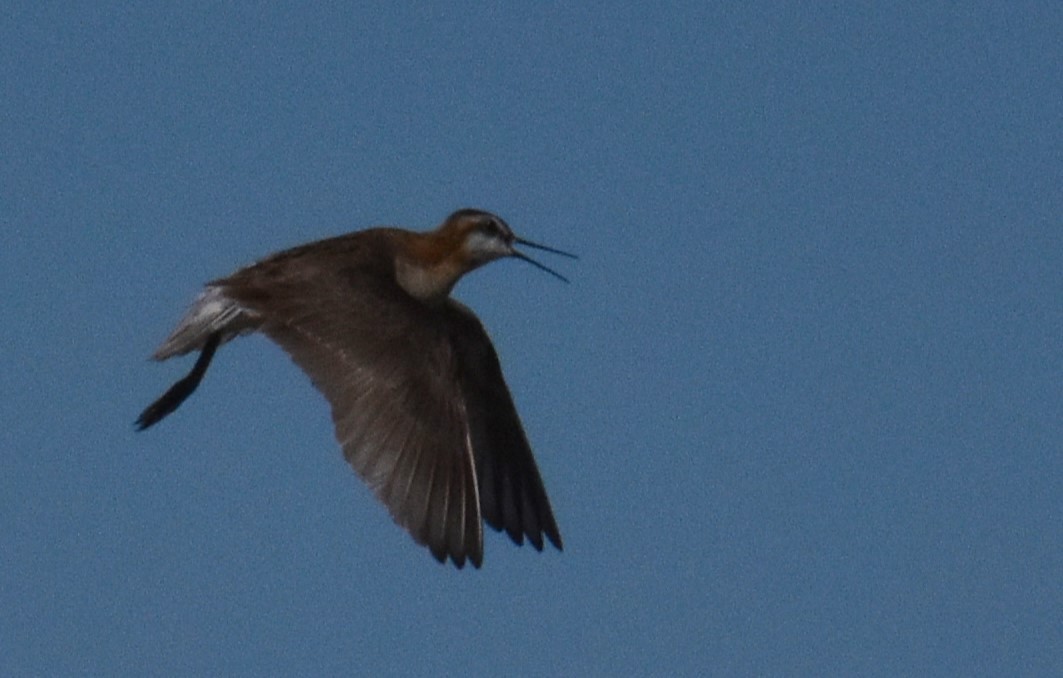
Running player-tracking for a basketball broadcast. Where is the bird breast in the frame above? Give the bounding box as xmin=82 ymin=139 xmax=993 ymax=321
xmin=394 ymin=256 xmax=466 ymax=303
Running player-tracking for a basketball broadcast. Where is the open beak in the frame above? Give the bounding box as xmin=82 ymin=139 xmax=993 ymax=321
xmin=511 ymin=237 xmax=578 ymax=283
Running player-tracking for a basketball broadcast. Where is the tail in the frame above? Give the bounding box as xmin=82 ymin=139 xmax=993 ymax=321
xmin=136 ymin=333 xmax=222 ymax=430
xmin=152 ymin=286 xmax=253 ymax=360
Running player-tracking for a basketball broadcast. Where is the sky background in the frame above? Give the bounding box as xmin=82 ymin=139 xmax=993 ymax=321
xmin=2 ymin=2 xmax=1060 ymax=676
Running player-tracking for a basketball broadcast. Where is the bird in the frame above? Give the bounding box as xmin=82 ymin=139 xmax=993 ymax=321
xmin=136 ymin=208 xmax=574 ymax=569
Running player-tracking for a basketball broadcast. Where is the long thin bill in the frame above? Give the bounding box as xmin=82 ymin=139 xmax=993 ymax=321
xmin=514 ymin=237 xmax=579 ymax=259
xmin=512 ymin=250 xmax=571 ymax=283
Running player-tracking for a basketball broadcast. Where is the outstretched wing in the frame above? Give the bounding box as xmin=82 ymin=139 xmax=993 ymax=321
xmin=446 ymin=302 xmax=563 ymax=553
xmin=219 ymin=254 xmax=483 ymax=568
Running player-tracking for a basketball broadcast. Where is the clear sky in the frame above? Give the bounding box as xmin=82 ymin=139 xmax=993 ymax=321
xmin=2 ymin=3 xmax=1060 ymax=676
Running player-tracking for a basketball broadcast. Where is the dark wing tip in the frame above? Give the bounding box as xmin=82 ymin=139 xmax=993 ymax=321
xmin=429 ymin=542 xmax=448 ymax=565
xmin=545 ymin=524 xmax=563 ymax=552
xmin=528 ymin=531 xmax=544 ymax=551
xmin=426 ymin=544 xmax=482 ymax=570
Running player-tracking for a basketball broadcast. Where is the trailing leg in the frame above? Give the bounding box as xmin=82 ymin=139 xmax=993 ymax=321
xmin=136 ymin=333 xmax=222 ymax=430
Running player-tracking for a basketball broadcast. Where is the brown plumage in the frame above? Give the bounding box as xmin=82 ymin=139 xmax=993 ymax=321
xmin=137 ymin=209 xmax=574 ymax=568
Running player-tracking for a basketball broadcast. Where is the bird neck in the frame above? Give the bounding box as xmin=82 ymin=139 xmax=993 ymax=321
xmin=393 ymin=229 xmax=472 ymax=303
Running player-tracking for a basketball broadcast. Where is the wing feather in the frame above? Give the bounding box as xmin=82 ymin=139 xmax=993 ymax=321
xmin=214 ymin=236 xmax=558 ymax=567
xmin=445 ymin=302 xmax=563 ymax=553
xmin=218 ymin=250 xmax=484 ymax=567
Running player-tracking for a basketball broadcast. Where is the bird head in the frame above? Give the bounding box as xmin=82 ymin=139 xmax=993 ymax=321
xmin=443 ymin=208 xmax=576 ymax=282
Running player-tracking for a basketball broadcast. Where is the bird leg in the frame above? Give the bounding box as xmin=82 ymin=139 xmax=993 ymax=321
xmin=136 ymin=333 xmax=222 ymax=430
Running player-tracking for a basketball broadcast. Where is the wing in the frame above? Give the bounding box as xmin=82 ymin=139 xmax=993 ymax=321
xmin=219 ymin=255 xmax=483 ymax=568
xmin=446 ymin=302 xmax=563 ymax=553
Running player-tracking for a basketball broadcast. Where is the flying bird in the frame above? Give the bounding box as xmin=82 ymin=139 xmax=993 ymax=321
xmin=136 ymin=208 xmax=573 ymax=568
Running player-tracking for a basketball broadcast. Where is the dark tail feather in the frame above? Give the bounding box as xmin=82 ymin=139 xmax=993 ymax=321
xmin=136 ymin=333 xmax=222 ymax=430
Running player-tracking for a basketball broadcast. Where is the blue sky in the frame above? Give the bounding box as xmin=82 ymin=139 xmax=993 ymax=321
xmin=2 ymin=2 xmax=1060 ymax=675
